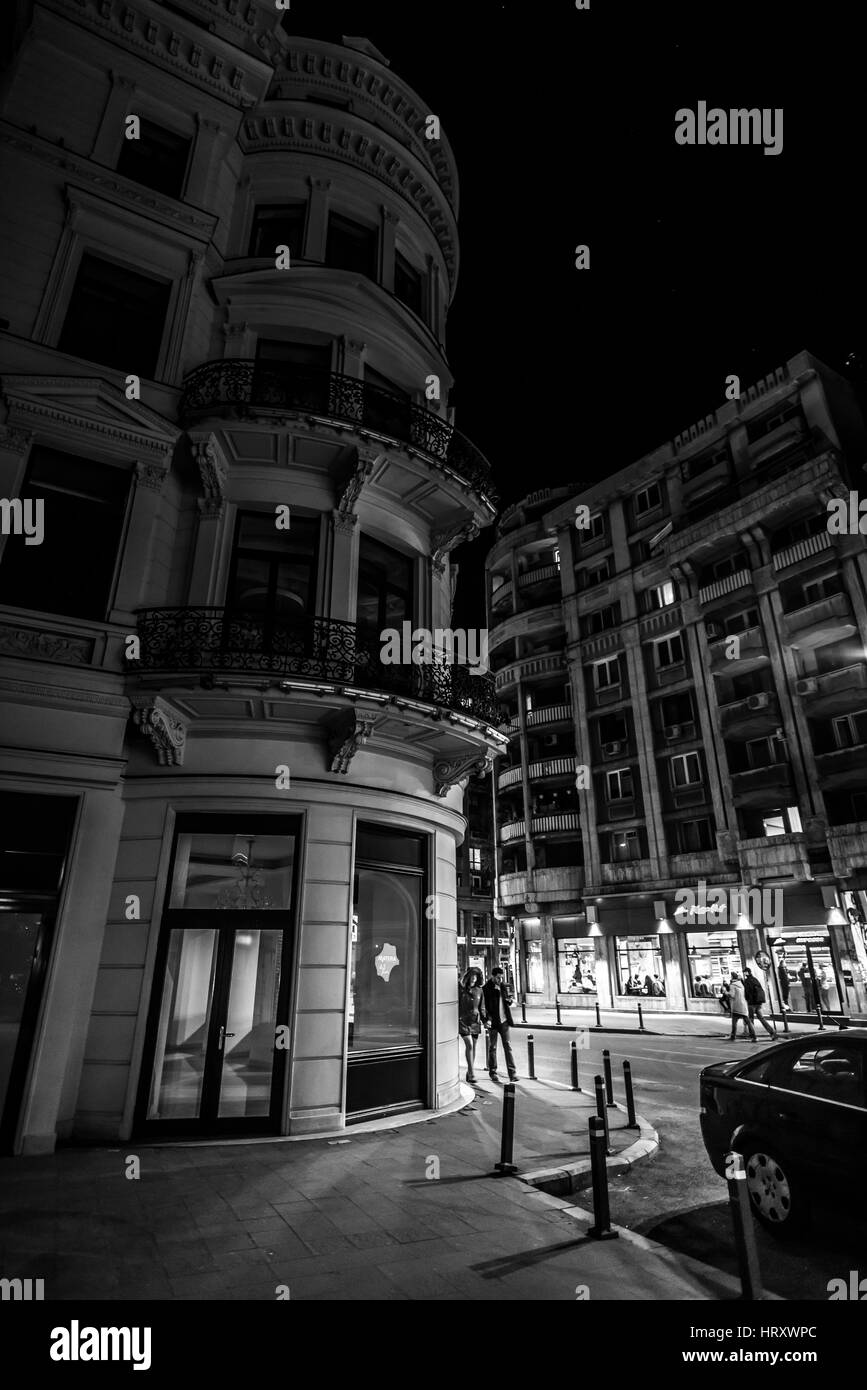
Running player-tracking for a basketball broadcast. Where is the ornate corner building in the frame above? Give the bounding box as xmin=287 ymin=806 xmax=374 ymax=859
xmin=0 ymin=1 xmax=505 ymax=1153
xmin=487 ymin=355 xmax=867 ymax=1018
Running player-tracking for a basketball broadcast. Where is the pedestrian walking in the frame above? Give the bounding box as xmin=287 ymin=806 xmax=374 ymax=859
xmin=816 ymin=963 xmax=833 ymax=1012
xmin=728 ymin=974 xmax=757 ymax=1041
xmin=483 ymin=967 xmax=518 ymax=1082
xmin=798 ymin=962 xmax=815 ymax=1012
xmin=718 ymin=978 xmax=731 ymax=1015
xmin=776 ymin=955 xmax=791 ymax=1011
xmin=743 ymin=967 xmax=777 ymax=1039
xmin=458 ymin=967 xmax=487 ymax=1083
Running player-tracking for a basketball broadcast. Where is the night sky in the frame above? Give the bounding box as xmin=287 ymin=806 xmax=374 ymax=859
xmin=285 ymin=2 xmax=866 ymax=622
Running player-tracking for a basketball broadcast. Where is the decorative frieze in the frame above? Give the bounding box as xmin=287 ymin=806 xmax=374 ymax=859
xmin=0 ymin=623 xmax=94 ymax=665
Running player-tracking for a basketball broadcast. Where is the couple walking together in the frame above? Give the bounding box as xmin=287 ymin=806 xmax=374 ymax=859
xmin=458 ymin=967 xmax=518 ymax=1085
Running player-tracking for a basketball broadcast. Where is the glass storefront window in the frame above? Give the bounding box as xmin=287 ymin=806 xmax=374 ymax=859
xmin=557 ymin=940 xmax=597 ymax=993
xmin=774 ymin=930 xmax=842 ymax=1014
xmin=525 ymin=939 xmax=544 ymax=993
xmin=349 ymin=851 xmax=422 ymax=1052
xmin=616 ymin=936 xmax=664 ymax=995
xmin=169 ymin=833 xmax=295 ymax=910
xmin=686 ymin=930 xmax=740 ymax=999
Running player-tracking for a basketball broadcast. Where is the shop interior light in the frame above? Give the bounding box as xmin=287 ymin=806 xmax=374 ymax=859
xmin=735 ymin=913 xmax=752 ymax=931
xmin=826 ymin=906 xmax=847 ymax=926
xmin=523 ymin=916 xmax=540 ymax=926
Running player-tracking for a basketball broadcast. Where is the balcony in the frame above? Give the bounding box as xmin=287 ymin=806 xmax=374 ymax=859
xmin=736 ymin=833 xmax=812 ymax=882
xmin=718 ymin=691 xmax=780 ymax=738
xmin=698 ymin=569 xmax=753 ymax=605
xmin=498 ymin=865 xmax=584 ymax=909
xmin=826 ymin=823 xmax=867 ymax=878
xmin=136 ymin=608 xmax=500 ymax=724
xmin=730 ymin=761 xmax=794 ymax=806
xmin=639 ymin=606 xmax=683 ymax=641
xmin=708 ymin=626 xmax=768 ymax=673
xmin=772 ymin=531 xmax=833 ymax=572
xmin=528 ymin=756 xmax=575 ymax=784
xmin=497 ymin=765 xmax=523 ymax=791
xmin=500 ymin=820 xmax=527 ymax=843
xmin=530 ymin=812 xmax=580 ymax=836
xmin=180 ymin=360 xmax=497 ymax=503
xmin=600 ymin=859 xmax=652 ymax=886
xmin=796 ymin=663 xmax=867 ymax=716
xmin=814 ymin=743 xmax=867 ymax=788
xmin=781 ymin=592 xmax=855 ymax=650
xmin=668 ymin=850 xmax=725 ymax=878
xmin=495 ymin=652 xmax=565 ymax=695
xmin=502 ymin=704 xmax=573 ymax=736
xmin=517 ymin=563 xmax=561 ymax=592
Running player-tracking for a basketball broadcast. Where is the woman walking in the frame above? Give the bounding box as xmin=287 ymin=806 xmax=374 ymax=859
xmin=458 ymin=967 xmax=488 ymax=1083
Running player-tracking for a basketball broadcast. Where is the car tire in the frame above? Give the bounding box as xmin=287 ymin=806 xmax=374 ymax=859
xmin=736 ymin=1143 xmax=810 ymax=1238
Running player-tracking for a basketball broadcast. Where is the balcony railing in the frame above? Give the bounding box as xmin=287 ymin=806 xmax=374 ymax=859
xmin=136 ymin=608 xmax=501 ymax=723
xmin=772 ymin=531 xmax=833 ymax=571
xmin=496 ymin=756 xmax=574 ymax=789
xmin=495 ymin=652 xmax=565 ymax=691
xmin=503 ymin=704 xmax=572 ymax=734
xmin=498 ymin=811 xmax=581 ymax=841
xmin=781 ymin=592 xmax=855 ymax=646
xmin=180 ymin=360 xmax=497 ymax=502
xmin=517 ymin=563 xmax=561 ymax=589
xmin=698 ymin=569 xmax=752 ymax=604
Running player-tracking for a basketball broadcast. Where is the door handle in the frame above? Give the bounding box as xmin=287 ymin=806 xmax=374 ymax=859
xmin=218 ymin=1026 xmax=236 ymax=1050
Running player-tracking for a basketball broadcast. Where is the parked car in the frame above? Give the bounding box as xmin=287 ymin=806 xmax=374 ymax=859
xmin=699 ymin=1029 xmax=867 ymax=1237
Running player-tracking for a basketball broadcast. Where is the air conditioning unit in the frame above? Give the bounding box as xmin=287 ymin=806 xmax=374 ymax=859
xmin=796 ymin=677 xmax=817 ymax=696
xmin=602 ymin=741 xmax=624 ymax=757
xmin=663 ymin=723 xmax=682 ymax=741
xmin=542 ymin=734 xmax=559 ymax=747
xmin=746 ymin=693 xmax=770 ymax=710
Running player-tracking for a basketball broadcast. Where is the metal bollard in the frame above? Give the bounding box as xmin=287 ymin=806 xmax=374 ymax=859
xmin=594 ymin=1073 xmax=613 ymax=1155
xmin=836 ymin=1016 xmax=849 ymax=1030
xmin=494 ymin=1083 xmax=518 ymax=1175
xmin=815 ymin=1006 xmax=825 ymax=1032
xmin=521 ymin=998 xmax=527 ymax=1023
xmin=555 ymin=998 xmax=562 ymax=1025
xmin=527 ymin=1033 xmax=536 ymax=1080
xmin=637 ymin=1002 xmax=647 ymax=1033
xmin=587 ymin=1116 xmax=619 ymax=1240
xmin=623 ymin=1060 xmax=638 ymax=1129
xmin=570 ymin=1039 xmax=579 ymax=1091
xmin=725 ymin=1151 xmax=764 ymax=1300
xmin=603 ymin=1049 xmax=615 ymax=1107
xmin=595 ymin=1001 xmax=602 ymax=1029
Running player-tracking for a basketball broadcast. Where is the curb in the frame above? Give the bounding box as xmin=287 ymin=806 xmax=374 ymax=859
xmin=513 ymin=1023 xmax=658 ymax=1036
xmin=518 ymin=1102 xmax=659 ymax=1198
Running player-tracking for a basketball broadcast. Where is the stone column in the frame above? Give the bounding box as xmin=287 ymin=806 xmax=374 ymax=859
xmin=89 ymin=72 xmax=136 ymax=162
xmin=305 ymin=177 xmax=332 ymax=261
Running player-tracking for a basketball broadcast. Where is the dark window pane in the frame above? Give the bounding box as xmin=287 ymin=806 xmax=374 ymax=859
xmin=0 ymin=446 xmax=129 ymax=620
xmin=326 ymin=212 xmax=378 ymax=279
xmin=356 ymin=825 xmax=423 ymax=868
xmin=58 ymin=253 xmax=171 ymax=378
xmin=0 ymin=792 xmax=77 ymax=892
xmin=357 ymin=535 xmax=413 ymax=638
xmin=249 ymin=204 xmax=306 ymax=259
xmin=116 ymin=120 xmax=191 ymax=199
xmin=394 ymin=250 xmax=424 ymax=317
xmin=227 ymin=512 xmax=319 ymax=628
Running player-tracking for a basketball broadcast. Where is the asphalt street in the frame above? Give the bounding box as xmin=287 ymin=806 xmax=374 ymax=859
xmin=507 ymin=1024 xmax=865 ymax=1301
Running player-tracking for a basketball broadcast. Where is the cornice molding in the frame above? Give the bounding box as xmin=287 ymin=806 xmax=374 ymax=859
xmin=2 ymin=377 xmax=179 ymax=463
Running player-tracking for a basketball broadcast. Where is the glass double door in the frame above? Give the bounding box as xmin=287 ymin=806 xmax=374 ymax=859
xmin=142 ymin=919 xmax=287 ymax=1134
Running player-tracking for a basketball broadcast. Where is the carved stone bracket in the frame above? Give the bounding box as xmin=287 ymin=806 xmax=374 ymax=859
xmin=130 ymin=694 xmax=188 ymax=767
xmin=135 ymin=460 xmax=168 ymax=493
xmin=0 ymin=425 xmax=34 ymax=455
xmin=328 ymin=711 xmax=380 ymax=775
xmin=191 ymin=437 xmax=227 ymax=508
xmin=431 ymin=519 xmax=481 ymax=576
xmin=434 ymin=750 xmax=493 ymax=797
xmin=333 ymin=451 xmax=377 ymax=525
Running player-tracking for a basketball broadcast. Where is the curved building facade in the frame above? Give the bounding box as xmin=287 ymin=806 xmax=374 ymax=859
xmin=0 ymin=3 xmax=503 ymax=1152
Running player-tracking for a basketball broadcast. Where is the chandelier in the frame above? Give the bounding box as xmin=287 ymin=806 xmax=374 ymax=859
xmin=215 ymin=837 xmax=274 ymax=910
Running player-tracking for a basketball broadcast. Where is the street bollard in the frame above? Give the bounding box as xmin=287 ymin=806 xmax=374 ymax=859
xmin=594 ymin=1073 xmax=613 ymax=1155
xmin=587 ymin=1116 xmax=619 ymax=1240
xmin=521 ymin=998 xmax=527 ymax=1023
xmin=494 ymin=1083 xmax=518 ymax=1175
xmin=725 ymin=1151 xmax=764 ymax=1300
xmin=815 ymin=1005 xmax=825 ymax=1032
xmin=637 ymin=1002 xmax=647 ymax=1033
xmin=527 ymin=1033 xmax=536 ymax=1080
xmin=570 ymin=1039 xmax=579 ymax=1091
xmin=623 ymin=1060 xmax=638 ymax=1129
xmin=836 ymin=1016 xmax=849 ymax=1030
xmin=555 ymin=998 xmax=562 ymax=1026
xmin=603 ymin=1049 xmax=615 ymax=1107
xmin=595 ymin=1001 xmax=602 ymax=1029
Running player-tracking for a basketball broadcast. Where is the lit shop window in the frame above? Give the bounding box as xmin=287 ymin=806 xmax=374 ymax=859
xmin=525 ymin=939 xmax=544 ymax=993
xmin=557 ymin=940 xmax=597 ymax=994
xmin=616 ymin=937 xmax=664 ymax=996
xmin=687 ymin=930 xmax=740 ymax=999
xmin=349 ymin=826 xmax=424 ymax=1053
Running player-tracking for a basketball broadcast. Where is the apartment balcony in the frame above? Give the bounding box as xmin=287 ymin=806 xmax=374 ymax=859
xmin=826 ymin=823 xmax=867 ymax=878
xmin=528 ymin=756 xmax=575 ymax=784
xmin=668 ymin=850 xmax=725 ymax=879
xmin=497 ymin=764 xmax=524 ymax=791
xmin=500 ymin=820 xmax=527 ymax=843
xmin=498 ymin=866 xmax=584 ymax=909
xmin=730 ymin=761 xmax=794 ymax=807
xmin=136 ymin=608 xmax=500 ymax=724
xmin=781 ymin=592 xmax=856 ymax=650
xmin=708 ymin=626 xmax=768 ymax=674
xmin=795 ymin=663 xmax=867 ymax=716
xmin=772 ymin=531 xmax=833 ymax=572
xmin=517 ymin=563 xmax=561 ymax=593
xmin=180 ymin=360 xmax=497 ymax=503
xmin=736 ymin=833 xmax=812 ymax=882
xmin=718 ymin=690 xmax=780 ymax=738
xmin=600 ymin=859 xmax=653 ymax=886
xmin=494 ymin=652 xmax=566 ymax=695
xmin=581 ymin=630 xmax=622 ymax=660
xmin=498 ymin=811 xmax=580 ymax=843
xmin=698 ymin=569 xmax=753 ymax=605
xmin=814 ymin=743 xmax=867 ymax=789
xmin=490 ymin=581 xmax=514 ymax=617
xmin=639 ymin=605 xmax=683 ymax=641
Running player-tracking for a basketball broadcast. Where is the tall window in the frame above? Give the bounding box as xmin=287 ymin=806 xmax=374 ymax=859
xmin=349 ymin=825 xmax=424 ymax=1053
xmin=608 ymin=828 xmax=641 ymax=862
xmin=362 ymin=364 xmax=412 ymax=439
xmin=326 ymin=211 xmax=378 ymax=279
xmin=116 ymin=119 xmax=191 ymax=199
xmin=670 ymin=752 xmax=702 ymax=787
xmin=58 ymin=253 xmax=171 ymax=378
xmin=655 ymin=632 xmax=685 ymax=669
xmin=248 ymin=204 xmax=306 ymax=260
xmin=357 ymin=535 xmax=413 ymax=639
xmin=634 ymin=482 xmax=662 ymax=516
xmin=0 ymin=447 xmax=129 ymax=620
xmin=646 ymin=581 xmax=676 ymax=610
xmin=593 ymin=656 xmax=621 ymax=690
xmin=226 ymin=512 xmax=319 ymax=641
xmin=606 ymin=768 xmax=634 ymax=800
xmin=671 ymin=817 xmax=714 ymax=853
xmin=394 ymin=250 xmax=424 ymax=318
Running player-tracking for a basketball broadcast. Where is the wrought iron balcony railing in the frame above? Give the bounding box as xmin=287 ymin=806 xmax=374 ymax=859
xmin=136 ymin=608 xmax=502 ymax=725
xmin=180 ymin=360 xmax=498 ymax=502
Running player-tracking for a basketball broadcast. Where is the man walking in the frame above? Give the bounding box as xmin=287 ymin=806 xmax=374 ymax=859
xmin=728 ymin=973 xmax=757 ymax=1041
xmin=483 ymin=967 xmax=518 ymax=1082
xmin=743 ymin=967 xmax=777 ymax=1039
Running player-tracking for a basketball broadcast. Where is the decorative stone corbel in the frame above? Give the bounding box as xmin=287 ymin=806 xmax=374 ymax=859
xmin=134 ymin=460 xmax=168 ymax=493
xmin=434 ymin=750 xmax=493 ymax=797
xmin=191 ymin=436 xmax=227 ymax=509
xmin=431 ymin=519 xmax=481 ymax=576
xmin=130 ymin=694 xmax=188 ymax=766
xmin=332 ymin=449 xmax=378 ymax=529
xmin=328 ymin=711 xmax=380 ymax=775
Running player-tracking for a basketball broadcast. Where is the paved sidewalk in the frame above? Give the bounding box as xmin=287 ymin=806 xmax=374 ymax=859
xmin=0 ymin=1078 xmax=744 ymax=1302
xmin=516 ymin=1005 xmax=832 ymax=1038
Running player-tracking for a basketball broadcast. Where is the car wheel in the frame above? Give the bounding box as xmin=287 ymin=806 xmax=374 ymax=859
xmin=739 ymin=1146 xmax=809 ymax=1237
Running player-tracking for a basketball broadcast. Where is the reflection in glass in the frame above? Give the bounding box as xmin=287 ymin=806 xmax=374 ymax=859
xmin=0 ymin=912 xmax=42 ymax=1119
xmin=148 ymin=929 xmax=218 ymax=1119
xmin=557 ymin=939 xmax=597 ymax=993
xmin=349 ymin=868 xmax=420 ymax=1051
xmin=687 ymin=930 xmax=740 ymax=998
xmin=219 ymin=929 xmax=283 ymax=1117
xmin=170 ymin=834 xmax=294 ymax=910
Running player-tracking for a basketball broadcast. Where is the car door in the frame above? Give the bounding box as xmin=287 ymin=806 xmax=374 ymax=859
xmin=765 ymin=1038 xmax=867 ymax=1190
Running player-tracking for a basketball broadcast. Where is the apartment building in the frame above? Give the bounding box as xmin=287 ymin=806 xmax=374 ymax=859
xmin=488 ymin=354 xmax=867 ymax=1016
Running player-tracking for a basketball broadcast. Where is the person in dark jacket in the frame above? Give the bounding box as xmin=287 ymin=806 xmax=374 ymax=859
xmin=458 ymin=968 xmax=487 ymax=1083
xmin=482 ymin=968 xmax=518 ymax=1082
xmin=776 ymin=955 xmax=791 ymax=1011
xmin=798 ymin=962 xmax=815 ymax=1012
xmin=743 ymin=967 xmax=777 ymax=1039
